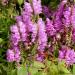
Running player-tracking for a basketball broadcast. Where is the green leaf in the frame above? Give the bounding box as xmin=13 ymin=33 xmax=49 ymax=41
xmin=29 ymin=67 xmax=38 ymax=75
xmin=41 ymin=72 xmax=47 ymax=75
xmin=48 ymin=63 xmax=58 ymax=75
xmin=17 ymin=0 xmax=24 ymax=5
xmin=32 ymin=43 xmax=38 ymax=55
xmin=46 ymin=60 xmax=51 ymax=67
xmin=58 ymin=62 xmax=70 ymax=74
xmin=11 ymin=69 xmax=17 ymax=75
xmin=17 ymin=65 xmax=28 ymax=75
xmin=73 ymin=64 xmax=75 ymax=74
xmin=0 ymin=38 xmax=3 ymax=43
xmin=33 ymin=61 xmax=45 ymax=69
xmin=35 ymin=72 xmax=42 ymax=75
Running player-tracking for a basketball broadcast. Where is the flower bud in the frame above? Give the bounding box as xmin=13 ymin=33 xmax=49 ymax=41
xmin=56 ymin=33 xmax=61 ymax=40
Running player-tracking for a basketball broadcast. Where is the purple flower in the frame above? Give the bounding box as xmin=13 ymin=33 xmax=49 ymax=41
xmin=65 ymin=50 xmax=75 ymax=65
xmin=23 ymin=2 xmax=33 ymax=14
xmin=54 ymin=18 xmax=63 ymax=32
xmin=15 ymin=16 xmax=22 ymax=22
xmin=46 ymin=18 xmax=56 ymax=36
xmin=18 ymin=21 xmax=27 ymax=42
xmin=53 ymin=0 xmax=66 ymax=32
xmin=6 ymin=49 xmax=15 ymax=62
xmin=27 ymin=21 xmax=34 ymax=32
xmin=38 ymin=18 xmax=47 ymax=51
xmin=42 ymin=6 xmax=51 ymax=18
xmin=7 ymin=46 xmax=21 ymax=62
xmin=53 ymin=11 xmax=63 ymax=32
xmin=36 ymin=54 xmax=44 ymax=62
xmin=59 ymin=49 xmax=66 ymax=59
xmin=72 ymin=29 xmax=75 ymax=42
xmin=58 ymin=46 xmax=75 ymax=65
xmin=22 ymin=14 xmax=31 ymax=25
xmin=10 ymin=25 xmax=20 ymax=46
xmin=14 ymin=52 xmax=21 ymax=62
xmin=60 ymin=0 xmax=67 ymax=3
xmin=63 ymin=6 xmax=71 ymax=27
xmin=31 ymin=23 xmax=38 ymax=42
xmin=22 ymin=2 xmax=33 ymax=23
xmin=10 ymin=25 xmax=19 ymax=33
xmin=13 ymin=46 xmax=21 ymax=62
xmin=32 ymin=0 xmax=42 ymax=15
xmin=71 ymin=6 xmax=75 ymax=28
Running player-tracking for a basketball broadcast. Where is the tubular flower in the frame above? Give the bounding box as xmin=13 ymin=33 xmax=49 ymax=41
xmin=15 ymin=16 xmax=22 ymax=22
xmin=63 ymin=6 xmax=71 ymax=27
xmin=72 ymin=29 xmax=75 ymax=42
xmin=32 ymin=0 xmax=42 ymax=15
xmin=10 ymin=25 xmax=20 ymax=46
xmin=36 ymin=53 xmax=44 ymax=62
xmin=7 ymin=46 xmax=21 ymax=62
xmin=53 ymin=0 xmax=66 ymax=31
xmin=18 ymin=21 xmax=27 ymax=42
xmin=6 ymin=49 xmax=15 ymax=62
xmin=31 ymin=23 xmax=38 ymax=43
xmin=71 ymin=5 xmax=75 ymax=28
xmin=46 ymin=18 xmax=56 ymax=36
xmin=58 ymin=46 xmax=75 ymax=65
xmin=13 ymin=46 xmax=21 ymax=62
xmin=23 ymin=2 xmax=33 ymax=15
xmin=38 ymin=18 xmax=47 ymax=51
xmin=22 ymin=2 xmax=32 ymax=23
xmin=42 ymin=6 xmax=51 ymax=18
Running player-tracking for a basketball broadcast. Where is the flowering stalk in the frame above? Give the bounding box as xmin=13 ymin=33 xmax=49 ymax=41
xmin=6 ymin=0 xmax=75 ymax=66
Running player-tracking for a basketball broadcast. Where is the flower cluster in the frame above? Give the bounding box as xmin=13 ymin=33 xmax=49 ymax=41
xmin=42 ymin=6 xmax=51 ymax=18
xmin=58 ymin=46 xmax=75 ymax=65
xmin=6 ymin=47 xmax=20 ymax=62
xmin=6 ymin=0 xmax=75 ymax=65
xmin=7 ymin=0 xmax=47 ymax=62
xmin=32 ymin=0 xmax=42 ymax=15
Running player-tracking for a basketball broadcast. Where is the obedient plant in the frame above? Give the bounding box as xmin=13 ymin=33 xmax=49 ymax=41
xmin=59 ymin=45 xmax=75 ymax=65
xmin=6 ymin=0 xmax=75 ymax=74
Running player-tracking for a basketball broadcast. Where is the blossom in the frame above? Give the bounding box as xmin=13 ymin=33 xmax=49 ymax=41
xmin=65 ymin=50 xmax=75 ymax=65
xmin=10 ymin=25 xmax=20 ymax=46
xmin=32 ymin=0 xmax=42 ymax=15
xmin=46 ymin=18 xmax=56 ymax=36
xmin=6 ymin=49 xmax=15 ymax=62
xmin=18 ymin=21 xmax=27 ymax=42
xmin=22 ymin=2 xmax=32 ymax=23
xmin=31 ymin=23 xmax=38 ymax=42
xmin=38 ymin=18 xmax=47 ymax=51
xmin=54 ymin=17 xmax=63 ymax=32
xmin=71 ymin=5 xmax=75 ymax=28
xmin=58 ymin=46 xmax=75 ymax=65
xmin=72 ymin=29 xmax=75 ymax=42
xmin=62 ymin=0 xmax=67 ymax=3
xmin=42 ymin=6 xmax=51 ymax=18
xmin=7 ymin=46 xmax=21 ymax=62
xmin=15 ymin=16 xmax=22 ymax=22
xmin=13 ymin=46 xmax=21 ymax=62
xmin=53 ymin=0 xmax=66 ymax=31
xmin=63 ymin=6 xmax=71 ymax=27
xmin=36 ymin=54 xmax=44 ymax=62
xmin=23 ymin=2 xmax=33 ymax=15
